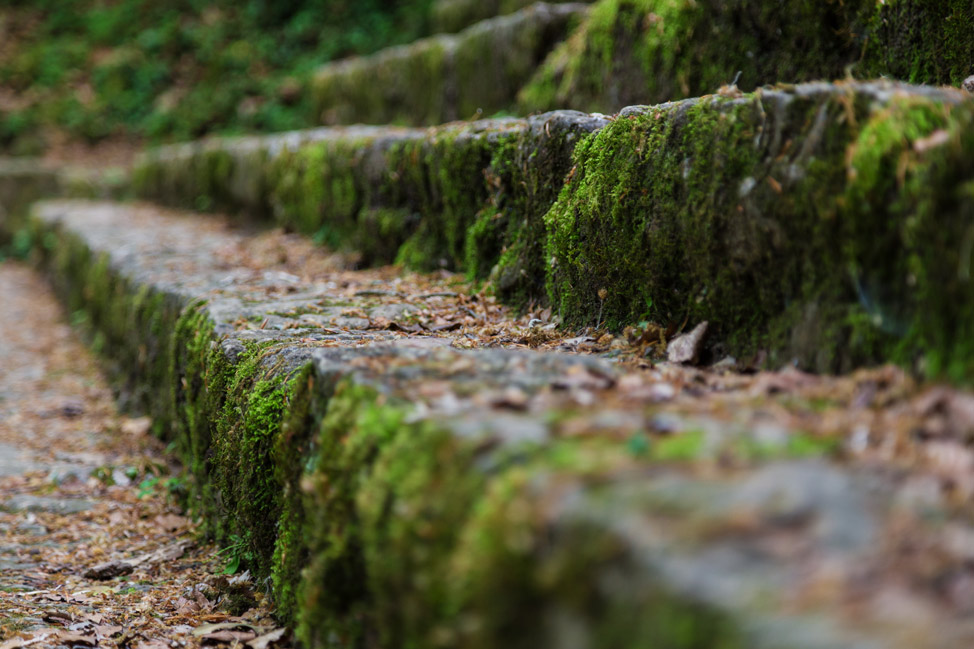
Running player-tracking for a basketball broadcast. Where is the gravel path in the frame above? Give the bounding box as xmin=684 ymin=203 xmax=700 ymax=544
xmin=0 ymin=262 xmax=286 ymax=649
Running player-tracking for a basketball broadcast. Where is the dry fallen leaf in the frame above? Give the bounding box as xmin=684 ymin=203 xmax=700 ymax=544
xmin=83 ymin=560 xmax=134 ymax=580
xmin=192 ymin=622 xmax=258 ymax=637
xmin=54 ymin=631 xmax=96 ymax=647
xmin=154 ymin=513 xmax=190 ymax=533
xmin=247 ymin=628 xmax=288 ymax=649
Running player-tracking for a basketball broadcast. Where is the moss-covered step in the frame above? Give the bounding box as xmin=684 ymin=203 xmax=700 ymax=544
xmin=132 ymin=111 xmax=608 ymax=290
xmin=0 ymin=157 xmax=129 ymax=251
xmin=518 ymin=0 xmax=974 ymax=115
xmin=135 ymin=81 xmax=974 ymax=381
xmin=26 ymin=198 xmax=974 ymax=649
xmin=309 ymin=3 xmax=588 ymax=127
xmin=431 ymin=0 xmax=595 ymax=34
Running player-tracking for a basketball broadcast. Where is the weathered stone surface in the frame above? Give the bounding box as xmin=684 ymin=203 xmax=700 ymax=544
xmin=432 ymin=0 xmax=594 ymax=34
xmin=0 ymin=442 xmax=95 ymax=480
xmin=518 ymin=0 xmax=974 ymax=115
xmin=1 ymin=494 xmax=95 ymax=514
xmin=310 ymin=3 xmax=588 ymax=126
xmin=25 ymin=199 xmax=974 ymax=648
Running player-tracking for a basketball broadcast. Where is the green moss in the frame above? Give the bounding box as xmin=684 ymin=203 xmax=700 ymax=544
xmin=310 ymin=5 xmax=582 ymax=128
xmin=545 ymin=96 xmax=772 ymax=335
xmin=270 ymin=364 xmax=336 ymax=625
xmin=267 ymin=139 xmax=363 ymax=239
xmin=439 ymin=439 xmax=747 ymax=649
xmin=542 ymin=85 xmax=974 ymax=378
xmin=467 ymin=114 xmax=602 ymax=307
xmin=386 ymin=127 xmax=501 ymax=271
xmin=311 ymin=38 xmax=451 ymax=126
xmin=859 ymin=0 xmax=974 ymax=86
xmin=297 ymin=382 xmax=403 ymax=649
xmin=209 ymin=344 xmax=302 ymax=572
xmin=520 ymin=0 xmax=871 ymax=115
xmin=355 ymin=418 xmax=489 ymax=648
xmin=840 ymin=99 xmax=974 ymax=380
xmin=521 ymin=0 xmax=974 ymax=117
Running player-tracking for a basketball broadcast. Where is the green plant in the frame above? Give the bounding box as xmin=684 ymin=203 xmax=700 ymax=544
xmin=218 ymin=534 xmax=255 ymax=575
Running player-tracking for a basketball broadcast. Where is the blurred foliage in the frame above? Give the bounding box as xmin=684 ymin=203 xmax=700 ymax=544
xmin=0 ymin=0 xmax=434 ymax=153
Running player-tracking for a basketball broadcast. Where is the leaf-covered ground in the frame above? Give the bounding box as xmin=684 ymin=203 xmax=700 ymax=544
xmin=0 ymin=262 xmax=288 ymax=649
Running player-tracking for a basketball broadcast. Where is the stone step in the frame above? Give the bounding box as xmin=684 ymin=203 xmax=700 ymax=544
xmin=0 ymin=157 xmax=128 ymax=230
xmin=518 ymin=0 xmax=974 ymax=115
xmin=431 ymin=0 xmax=594 ymax=34
xmin=133 ymin=81 xmax=974 ymax=380
xmin=310 ymin=2 xmax=588 ymax=126
xmin=22 ymin=198 xmax=974 ymax=648
xmin=0 ymin=158 xmax=126 ymax=260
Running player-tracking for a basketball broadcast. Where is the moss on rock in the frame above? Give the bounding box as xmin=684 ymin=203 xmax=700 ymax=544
xmin=23 ymin=196 xmax=972 ymax=647
xmin=859 ymin=0 xmax=974 ymax=86
xmin=518 ymin=0 xmax=974 ymax=117
xmin=469 ymin=111 xmax=607 ymax=305
xmin=310 ymin=3 xmax=586 ymax=127
xmin=518 ymin=0 xmax=871 ymax=115
xmin=432 ymin=0 xmax=593 ymax=34
xmin=543 ymin=82 xmax=974 ymax=378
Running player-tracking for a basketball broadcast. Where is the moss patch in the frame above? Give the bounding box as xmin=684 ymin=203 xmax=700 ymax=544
xmin=518 ymin=0 xmax=974 ymax=116
xmin=133 ymin=81 xmax=974 ymax=379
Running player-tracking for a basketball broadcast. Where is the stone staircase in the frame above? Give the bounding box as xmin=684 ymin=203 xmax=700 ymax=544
xmin=18 ymin=197 xmax=974 ymax=649
xmin=131 ymin=81 xmax=974 ymax=377
xmin=3 ymin=1 xmax=974 ymax=648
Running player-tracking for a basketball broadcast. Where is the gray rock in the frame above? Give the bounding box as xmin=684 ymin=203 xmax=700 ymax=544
xmin=666 ymin=321 xmax=708 ymax=364
xmin=2 ymin=494 xmax=96 ymax=514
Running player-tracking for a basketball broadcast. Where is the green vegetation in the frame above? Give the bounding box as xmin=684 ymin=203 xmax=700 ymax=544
xmin=544 ymin=87 xmax=974 ymax=378
xmin=859 ymin=0 xmax=974 ymax=85
xmin=0 ymin=0 xmax=435 ymax=154
xmin=308 ymin=4 xmax=586 ymax=127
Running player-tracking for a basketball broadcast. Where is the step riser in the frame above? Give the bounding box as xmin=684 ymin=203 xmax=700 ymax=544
xmin=27 ymin=199 xmax=936 ymax=648
xmin=311 ymin=3 xmax=589 ymax=127
xmin=519 ymin=0 xmax=974 ymax=115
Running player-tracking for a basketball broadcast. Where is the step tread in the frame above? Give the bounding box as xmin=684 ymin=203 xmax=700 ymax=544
xmin=29 ymin=197 xmax=974 ymax=648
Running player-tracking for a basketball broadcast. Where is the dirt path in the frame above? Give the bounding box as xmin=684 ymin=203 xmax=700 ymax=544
xmin=0 ymin=262 xmax=287 ymax=649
